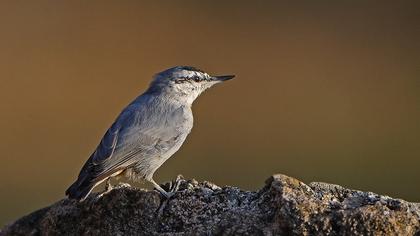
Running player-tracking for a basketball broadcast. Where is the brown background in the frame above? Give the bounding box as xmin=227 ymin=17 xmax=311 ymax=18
xmin=0 ymin=1 xmax=419 ymax=226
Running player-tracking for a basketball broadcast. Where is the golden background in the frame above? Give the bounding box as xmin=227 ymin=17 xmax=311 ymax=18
xmin=0 ymin=1 xmax=419 ymax=226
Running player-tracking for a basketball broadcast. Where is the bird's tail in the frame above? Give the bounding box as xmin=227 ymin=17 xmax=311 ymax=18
xmin=65 ymin=177 xmax=95 ymax=201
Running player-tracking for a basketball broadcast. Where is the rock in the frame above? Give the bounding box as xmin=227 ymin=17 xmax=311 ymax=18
xmin=1 ymin=174 xmax=419 ymax=235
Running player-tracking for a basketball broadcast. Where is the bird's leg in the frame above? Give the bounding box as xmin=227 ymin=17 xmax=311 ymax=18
xmin=150 ymin=179 xmax=174 ymax=199
xmin=155 ymin=176 xmax=184 ymax=216
xmin=105 ymin=177 xmax=113 ymax=191
xmin=96 ymin=177 xmax=113 ymax=200
xmin=152 ymin=178 xmax=175 ymax=216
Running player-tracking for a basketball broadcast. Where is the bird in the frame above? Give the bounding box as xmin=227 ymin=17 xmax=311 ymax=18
xmin=66 ymin=66 xmax=235 ymax=201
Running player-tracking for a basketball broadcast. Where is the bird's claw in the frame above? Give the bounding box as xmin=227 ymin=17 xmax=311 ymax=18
xmin=168 ymin=174 xmax=184 ymax=193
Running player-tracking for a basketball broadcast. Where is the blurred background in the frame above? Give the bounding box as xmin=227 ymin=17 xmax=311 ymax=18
xmin=0 ymin=0 xmax=419 ymax=226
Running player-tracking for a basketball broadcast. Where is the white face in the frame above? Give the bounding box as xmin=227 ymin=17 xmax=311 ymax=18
xmin=149 ymin=66 xmax=234 ymax=104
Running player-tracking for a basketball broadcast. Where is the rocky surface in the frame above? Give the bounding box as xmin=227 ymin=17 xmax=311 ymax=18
xmin=1 ymin=174 xmax=419 ymax=236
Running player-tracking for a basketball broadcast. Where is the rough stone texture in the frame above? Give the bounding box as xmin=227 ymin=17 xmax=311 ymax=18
xmin=1 ymin=174 xmax=419 ymax=236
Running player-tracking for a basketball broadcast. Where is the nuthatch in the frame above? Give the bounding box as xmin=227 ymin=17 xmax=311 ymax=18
xmin=66 ymin=66 xmax=234 ymax=200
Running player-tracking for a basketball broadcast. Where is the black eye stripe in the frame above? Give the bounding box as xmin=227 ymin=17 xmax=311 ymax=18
xmin=174 ymin=76 xmax=207 ymax=84
xmin=174 ymin=77 xmax=189 ymax=84
xmin=192 ymin=76 xmax=212 ymax=82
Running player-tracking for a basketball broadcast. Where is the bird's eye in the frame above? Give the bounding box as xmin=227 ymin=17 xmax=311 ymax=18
xmin=193 ymin=77 xmax=200 ymax=82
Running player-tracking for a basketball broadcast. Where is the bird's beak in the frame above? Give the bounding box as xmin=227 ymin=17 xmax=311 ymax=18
xmin=212 ymin=75 xmax=235 ymax=82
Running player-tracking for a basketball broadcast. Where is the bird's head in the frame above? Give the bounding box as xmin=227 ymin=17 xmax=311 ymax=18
xmin=147 ymin=66 xmax=235 ymax=104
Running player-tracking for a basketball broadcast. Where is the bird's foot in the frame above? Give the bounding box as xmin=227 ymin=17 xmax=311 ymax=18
xmin=153 ymin=175 xmax=185 ymax=216
xmin=150 ymin=179 xmax=173 ymax=199
xmin=168 ymin=174 xmax=184 ymax=193
xmin=96 ymin=178 xmax=113 ymax=200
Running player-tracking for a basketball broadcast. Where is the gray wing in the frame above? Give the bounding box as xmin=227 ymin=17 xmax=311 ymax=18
xmin=67 ymin=99 xmax=187 ymax=200
xmin=80 ymin=105 xmax=182 ymax=183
